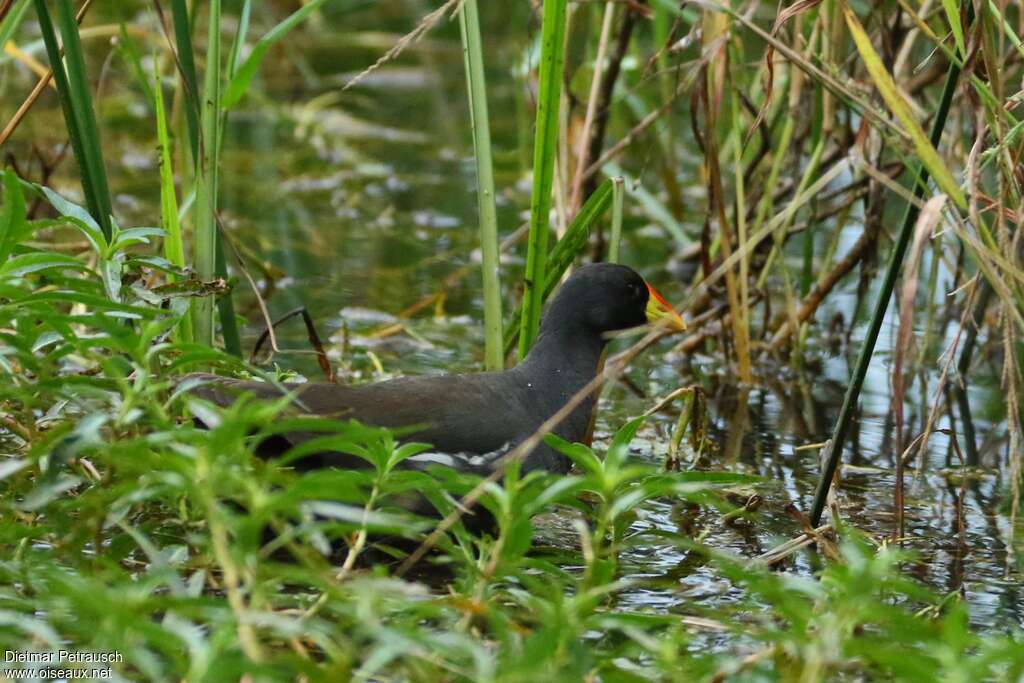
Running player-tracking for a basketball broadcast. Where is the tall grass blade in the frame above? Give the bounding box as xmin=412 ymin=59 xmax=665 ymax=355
xmin=458 ymin=0 xmax=503 ymax=370
xmin=32 ymin=0 xmax=112 ymax=241
xmin=214 ymin=237 xmax=241 ymax=356
xmin=226 ymin=0 xmax=252 ymax=78
xmin=211 ymin=0 xmax=251 ymax=359
xmin=843 ymin=4 xmax=966 ymax=209
xmin=810 ymin=4 xmax=971 ymax=526
xmin=153 ymin=60 xmax=192 ymax=344
xmin=222 ymin=0 xmax=330 ymax=110
xmin=170 ymin=0 xmax=200 ymax=164
xmin=54 ymin=0 xmax=113 ymax=237
xmin=518 ymin=0 xmax=567 ymax=359
xmin=942 ymin=0 xmax=966 ymax=57
xmin=192 ymin=0 xmax=222 ymax=347
xmin=0 ymin=0 xmax=31 ymax=52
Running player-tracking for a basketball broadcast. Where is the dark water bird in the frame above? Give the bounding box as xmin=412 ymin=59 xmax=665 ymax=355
xmin=185 ymin=263 xmax=685 ymax=477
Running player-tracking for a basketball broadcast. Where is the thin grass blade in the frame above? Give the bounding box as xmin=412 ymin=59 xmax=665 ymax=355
xmin=153 ymin=59 xmax=193 ymax=344
xmin=459 ymin=0 xmax=503 ymax=369
xmin=843 ymin=4 xmax=966 ymax=209
xmin=170 ymin=0 xmax=200 ymax=164
xmin=53 ymin=0 xmax=112 ymax=239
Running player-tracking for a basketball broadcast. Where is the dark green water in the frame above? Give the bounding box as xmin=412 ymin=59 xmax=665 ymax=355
xmin=3 ymin=1 xmax=1019 ymax=635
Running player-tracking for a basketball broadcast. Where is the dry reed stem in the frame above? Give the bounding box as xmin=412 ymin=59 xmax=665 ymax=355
xmin=568 ymin=0 xmax=616 ymax=216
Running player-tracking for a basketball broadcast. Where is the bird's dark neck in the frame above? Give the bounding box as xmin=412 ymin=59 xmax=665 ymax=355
xmin=516 ymin=322 xmax=606 ymax=438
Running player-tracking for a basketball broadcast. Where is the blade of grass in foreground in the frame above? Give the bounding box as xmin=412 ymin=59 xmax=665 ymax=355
xmin=54 ymin=0 xmax=114 ymax=239
xmin=518 ymin=0 xmax=568 ymax=359
xmin=459 ymin=0 xmax=503 ymax=370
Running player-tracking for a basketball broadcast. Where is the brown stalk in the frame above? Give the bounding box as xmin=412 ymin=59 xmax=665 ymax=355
xmin=251 ymin=307 xmax=335 ymax=383
xmin=577 ymin=0 xmax=642 ymax=207
xmin=567 ymin=0 xmax=617 ymax=217
xmin=766 ymin=226 xmax=876 ymax=351
xmin=891 ymin=195 xmax=946 ymax=541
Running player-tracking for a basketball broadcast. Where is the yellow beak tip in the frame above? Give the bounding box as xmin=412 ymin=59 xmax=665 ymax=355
xmin=644 ymin=282 xmax=686 ymax=332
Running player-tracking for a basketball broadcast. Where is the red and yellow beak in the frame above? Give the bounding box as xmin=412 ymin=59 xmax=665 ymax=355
xmin=644 ymin=282 xmax=687 ymax=332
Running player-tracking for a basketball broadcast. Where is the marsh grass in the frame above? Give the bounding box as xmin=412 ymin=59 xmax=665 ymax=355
xmin=518 ymin=0 xmax=568 ymax=359
xmin=458 ymin=0 xmax=503 ymax=370
xmin=0 ymin=206 xmax=1019 ymax=676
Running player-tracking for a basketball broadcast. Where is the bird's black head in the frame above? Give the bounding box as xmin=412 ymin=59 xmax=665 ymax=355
xmin=540 ymin=263 xmax=651 ymax=336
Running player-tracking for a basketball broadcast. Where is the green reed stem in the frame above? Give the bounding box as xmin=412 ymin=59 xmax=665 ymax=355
xmin=192 ymin=0 xmax=222 ymax=347
xmin=810 ymin=12 xmax=969 ymax=525
xmin=518 ymin=0 xmax=567 ymax=359
xmin=170 ymin=0 xmax=200 ymax=164
xmin=459 ymin=0 xmax=503 ymax=370
xmin=215 ymin=238 xmax=241 ymax=356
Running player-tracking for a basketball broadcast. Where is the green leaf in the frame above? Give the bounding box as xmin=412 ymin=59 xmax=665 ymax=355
xmin=100 ymin=255 xmax=124 ymax=303
xmin=112 ymin=227 xmax=165 ymax=251
xmin=222 ymin=0 xmax=331 ymax=109
xmin=52 ymin=0 xmax=114 ymax=238
xmin=606 ymin=416 xmax=644 ymax=470
xmin=389 ymin=441 xmax=433 ymax=470
xmin=0 ymin=0 xmax=32 ymax=50
xmin=170 ymin=0 xmax=200 ymax=164
xmin=36 ymin=185 xmax=108 ymax=252
xmin=0 ymin=252 xmax=85 ymax=278
xmin=544 ymin=433 xmax=602 ymax=475
xmin=942 ymin=0 xmax=965 ymax=57
xmin=843 ymin=5 xmax=966 ymax=209
xmin=152 ymin=55 xmax=192 ymax=344
xmin=0 ymin=171 xmax=29 ymax=263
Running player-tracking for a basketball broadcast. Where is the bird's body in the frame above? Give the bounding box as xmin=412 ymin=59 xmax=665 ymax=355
xmin=186 ymin=263 xmax=683 ymax=476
